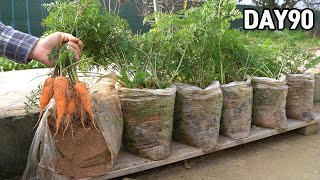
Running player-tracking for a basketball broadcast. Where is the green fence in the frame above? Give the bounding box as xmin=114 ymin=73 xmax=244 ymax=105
xmin=0 ymin=0 xmax=148 ymax=37
xmin=0 ymin=1 xmax=319 ymax=37
xmin=0 ymin=0 xmax=52 ymax=37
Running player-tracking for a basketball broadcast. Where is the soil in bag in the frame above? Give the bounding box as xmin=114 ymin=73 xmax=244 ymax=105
xmin=173 ymin=82 xmax=223 ymax=152
xmin=53 ymin=76 xmax=123 ymax=179
xmin=22 ymin=76 xmax=123 ymax=180
xmin=251 ymin=75 xmax=288 ymax=131
xmin=286 ymin=74 xmax=315 ymax=121
xmin=220 ymin=78 xmax=253 ymax=139
xmin=49 ymin=116 xmax=111 ymax=179
xmin=118 ymin=86 xmax=176 ymax=161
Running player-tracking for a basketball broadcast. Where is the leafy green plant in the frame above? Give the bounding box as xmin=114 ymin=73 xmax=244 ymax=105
xmin=24 ymin=84 xmax=42 ymax=115
xmin=115 ymin=31 xmax=186 ymax=89
xmin=114 ymin=10 xmax=192 ymax=89
xmin=40 ymin=0 xmax=320 ymax=90
xmin=0 ymin=57 xmax=45 ymax=72
xmin=281 ymin=43 xmax=320 ymax=74
xmin=43 ymin=0 xmax=133 ymax=70
xmin=244 ymin=36 xmax=284 ymax=79
xmin=246 ymin=30 xmax=320 ymax=76
xmin=131 ymin=0 xmax=257 ymax=88
xmin=117 ymin=0 xmax=280 ymax=88
xmin=246 ymin=30 xmax=320 ymax=49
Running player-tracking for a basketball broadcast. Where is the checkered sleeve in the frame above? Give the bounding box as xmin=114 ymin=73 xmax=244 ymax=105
xmin=0 ymin=22 xmax=39 ymax=64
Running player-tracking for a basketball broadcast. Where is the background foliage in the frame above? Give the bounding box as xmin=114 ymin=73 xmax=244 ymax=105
xmin=43 ymin=0 xmax=133 ymax=70
xmin=0 ymin=58 xmax=45 ymax=72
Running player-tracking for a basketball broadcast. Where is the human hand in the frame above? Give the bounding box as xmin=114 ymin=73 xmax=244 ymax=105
xmin=28 ymin=32 xmax=84 ymax=67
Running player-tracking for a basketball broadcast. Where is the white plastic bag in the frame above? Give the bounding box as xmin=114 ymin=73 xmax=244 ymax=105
xmin=22 ymin=77 xmax=123 ymax=179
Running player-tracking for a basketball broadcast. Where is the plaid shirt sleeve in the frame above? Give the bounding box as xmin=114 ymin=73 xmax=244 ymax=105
xmin=0 ymin=22 xmax=39 ymax=64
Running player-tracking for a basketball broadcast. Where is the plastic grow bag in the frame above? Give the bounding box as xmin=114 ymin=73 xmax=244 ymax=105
xmin=251 ymin=74 xmax=288 ymax=131
xmin=220 ymin=78 xmax=253 ymax=139
xmin=313 ymin=73 xmax=320 ymax=103
xmin=286 ymin=74 xmax=315 ymax=121
xmin=118 ymin=85 xmax=176 ymax=161
xmin=173 ymin=82 xmax=223 ymax=152
xmin=22 ymin=77 xmax=123 ymax=179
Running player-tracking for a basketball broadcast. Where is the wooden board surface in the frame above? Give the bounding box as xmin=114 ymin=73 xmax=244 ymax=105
xmin=93 ymin=116 xmax=320 ymax=180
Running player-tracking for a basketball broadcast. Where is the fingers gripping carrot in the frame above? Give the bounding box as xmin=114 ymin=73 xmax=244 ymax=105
xmin=53 ymin=76 xmax=69 ymax=137
xmin=35 ymin=77 xmax=55 ymax=128
xmin=74 ymin=82 xmax=97 ymax=129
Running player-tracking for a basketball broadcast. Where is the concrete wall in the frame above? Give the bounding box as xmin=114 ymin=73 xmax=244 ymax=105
xmin=0 ymin=112 xmax=37 ymax=178
xmin=0 ymin=69 xmax=48 ymax=178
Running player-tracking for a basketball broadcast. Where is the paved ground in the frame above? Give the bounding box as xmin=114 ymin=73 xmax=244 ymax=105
xmin=125 ymin=130 xmax=320 ymax=180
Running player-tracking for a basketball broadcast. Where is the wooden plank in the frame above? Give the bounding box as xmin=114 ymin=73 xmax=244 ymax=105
xmin=93 ymin=116 xmax=320 ymax=180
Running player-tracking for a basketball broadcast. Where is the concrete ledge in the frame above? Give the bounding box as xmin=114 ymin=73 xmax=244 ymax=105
xmin=0 ymin=113 xmax=38 ymax=178
xmin=0 ymin=69 xmax=46 ymax=178
xmin=295 ymin=122 xmax=320 ymax=136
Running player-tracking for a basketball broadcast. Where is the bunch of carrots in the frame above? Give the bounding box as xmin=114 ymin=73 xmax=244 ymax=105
xmin=36 ymin=44 xmax=96 ymax=137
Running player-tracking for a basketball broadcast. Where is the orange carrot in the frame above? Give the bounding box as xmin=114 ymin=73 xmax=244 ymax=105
xmin=74 ymin=81 xmax=97 ymax=129
xmin=63 ymin=94 xmax=76 ymax=136
xmin=35 ymin=77 xmax=55 ymax=128
xmin=53 ymin=76 xmax=69 ymax=137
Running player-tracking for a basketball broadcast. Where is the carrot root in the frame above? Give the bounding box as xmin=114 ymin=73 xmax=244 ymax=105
xmin=35 ymin=77 xmax=55 ymax=128
xmin=63 ymin=94 xmax=76 ymax=136
xmin=80 ymin=106 xmax=88 ymax=130
xmin=53 ymin=76 xmax=69 ymax=137
xmin=74 ymin=82 xmax=97 ymax=130
xmin=63 ymin=116 xmax=71 ymax=137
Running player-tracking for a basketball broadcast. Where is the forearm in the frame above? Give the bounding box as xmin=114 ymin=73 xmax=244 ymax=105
xmin=0 ymin=22 xmax=39 ymax=64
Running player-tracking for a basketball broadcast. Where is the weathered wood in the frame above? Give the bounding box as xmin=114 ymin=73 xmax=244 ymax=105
xmin=93 ymin=115 xmax=320 ymax=180
xmin=296 ymin=123 xmax=320 ymax=135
